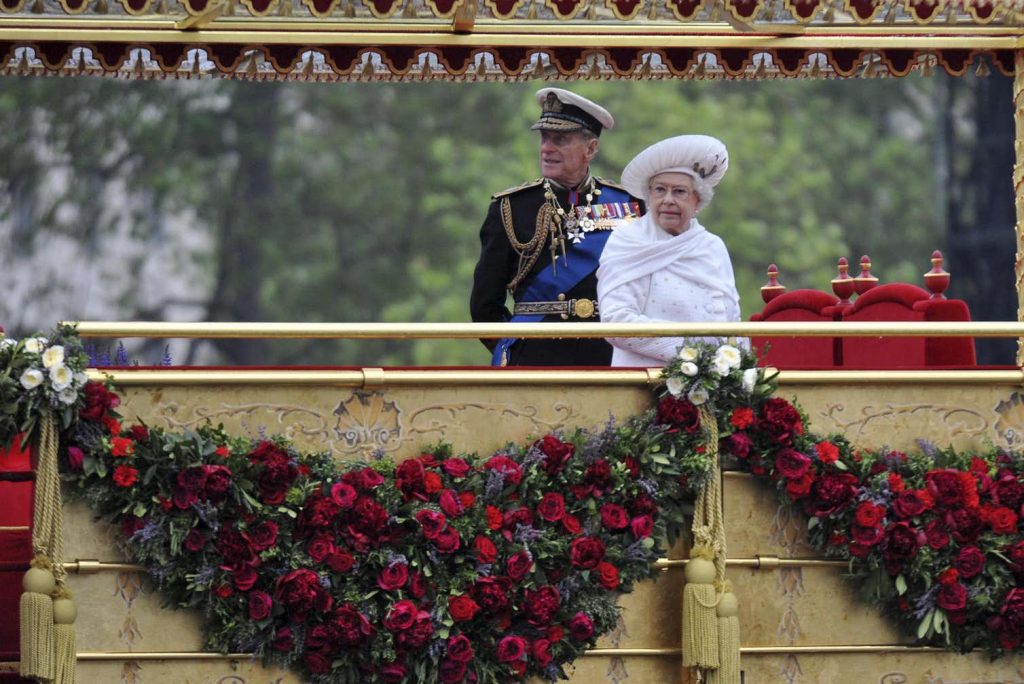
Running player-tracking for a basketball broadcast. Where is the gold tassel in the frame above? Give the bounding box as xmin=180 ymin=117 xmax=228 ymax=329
xmin=52 ymin=588 xmax=77 ymax=684
xmin=682 ymin=548 xmax=719 ymax=670
xmin=705 ymin=582 xmax=740 ymax=684
xmin=586 ymin=0 xmax=596 ymax=20
xmin=343 ymin=0 xmax=355 ymax=16
xmin=647 ymin=0 xmax=657 ymax=20
xmin=693 ymin=54 xmax=706 ymax=78
xmin=975 ymin=57 xmax=990 ymax=77
xmin=402 ymin=0 xmax=416 ymax=17
xmin=823 ymin=0 xmax=834 ymax=23
xmin=20 ymin=557 xmax=56 ymax=682
xmin=752 ymin=56 xmax=766 ymax=80
xmin=709 ymin=0 xmax=720 ymax=21
xmin=921 ymin=55 xmax=933 ymax=77
xmin=527 ymin=0 xmax=537 ymax=19
xmin=588 ymin=57 xmax=601 ymax=79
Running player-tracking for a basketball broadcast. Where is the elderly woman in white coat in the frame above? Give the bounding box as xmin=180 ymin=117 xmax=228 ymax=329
xmin=596 ymin=135 xmax=742 ymax=367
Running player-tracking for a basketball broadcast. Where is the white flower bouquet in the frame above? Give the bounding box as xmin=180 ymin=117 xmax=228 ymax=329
xmin=660 ymin=339 xmax=775 ymax=411
xmin=0 ymin=323 xmax=89 ymax=448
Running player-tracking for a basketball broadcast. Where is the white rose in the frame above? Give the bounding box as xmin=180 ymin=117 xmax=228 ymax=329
xmin=688 ymin=385 xmax=709 ymax=406
xmin=74 ymin=371 xmax=89 ymax=387
xmin=665 ymin=376 xmax=685 ymax=397
xmin=712 ymin=357 xmax=732 ymax=377
xmin=678 ymin=347 xmax=698 ymax=362
xmin=58 ymin=387 xmax=78 ymax=405
xmin=680 ymin=362 xmax=699 ymax=377
xmin=24 ymin=338 xmax=42 ymax=354
xmin=0 ymin=337 xmax=13 ymax=350
xmin=742 ymin=368 xmax=759 ymax=394
xmin=19 ymin=368 xmax=44 ymax=390
xmin=41 ymin=345 xmax=65 ymax=369
xmin=714 ymin=344 xmax=742 ymax=371
xmin=50 ymin=365 xmax=73 ymax=391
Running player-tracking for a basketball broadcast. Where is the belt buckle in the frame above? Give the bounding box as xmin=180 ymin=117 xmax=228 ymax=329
xmin=573 ymin=298 xmax=596 ymax=319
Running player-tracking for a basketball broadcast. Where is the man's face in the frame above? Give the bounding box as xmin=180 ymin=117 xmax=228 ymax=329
xmin=649 ymin=172 xmax=700 ymax=236
xmin=539 ymin=130 xmax=598 ymax=188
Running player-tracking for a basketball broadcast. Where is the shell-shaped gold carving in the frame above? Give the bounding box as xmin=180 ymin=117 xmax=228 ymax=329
xmin=333 ymin=390 xmax=403 ymax=453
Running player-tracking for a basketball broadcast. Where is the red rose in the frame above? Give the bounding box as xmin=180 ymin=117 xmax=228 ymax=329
xmin=396 ymin=610 xmax=434 ymax=649
xmin=305 ymin=651 xmax=332 ymax=674
xmin=484 ymin=454 xmax=522 ymax=486
xmin=730 ymin=407 xmax=754 ymax=430
xmin=599 ymin=503 xmax=629 ymax=530
xmin=380 ymin=663 xmax=407 ymax=683
xmin=803 ymin=472 xmax=859 ymax=517
xmin=622 ymin=455 xmax=641 ymax=478
xmin=570 ymin=537 xmax=605 ymax=569
xmin=888 ymin=472 xmax=905 ymax=493
xmin=434 ymin=526 xmax=461 ymax=554
xmin=507 ymin=550 xmax=534 ymax=581
xmin=296 ymin=495 xmax=340 ymax=535
xmin=474 ymin=535 xmax=497 ymax=564
xmin=271 ymin=627 xmax=294 ymax=652
xmin=113 ymin=465 xmax=138 ymax=487
xmin=953 ymin=546 xmax=985 ymax=579
xmin=785 ymin=471 xmax=815 ymax=500
xmin=202 ymin=464 xmax=232 ymax=501
xmin=1007 ymin=540 xmax=1024 ymax=576
xmin=441 ymin=457 xmax=471 ymax=478
xmin=327 ymin=550 xmax=355 ymax=573
xmin=330 ymin=482 xmax=357 ymax=508
xmin=537 ymin=492 xmax=566 ymax=522
xmin=438 ymin=489 xmax=464 ymax=518
xmin=248 ymin=590 xmax=272 ymax=620
xmin=568 ymin=612 xmax=594 ymax=641
xmin=184 ymin=529 xmax=206 ymax=552
xmin=408 ymin=571 xmax=426 ymax=599
xmin=249 ymin=521 xmax=279 ymax=552
xmin=583 ymin=460 xmax=613 ymax=495
xmin=892 ymin=490 xmax=932 ymax=519
xmin=945 ymin=507 xmax=983 ymax=544
xmin=988 ymin=506 xmax=1018 ymax=535
xmin=332 ymin=603 xmax=373 ymax=646
xmin=597 ymin=561 xmax=620 ymax=589
xmin=415 ymin=509 xmax=447 ymax=540
xmin=396 ymin=459 xmax=428 ymax=501
xmin=439 ymin=659 xmax=468 ymax=684
xmin=275 ymin=568 xmax=331 ymax=617
xmin=214 ymin=584 xmax=233 ymax=599
xmin=65 ymin=445 xmax=84 ymax=471
xmin=936 ymin=582 xmax=968 ymax=611
xmin=355 ymin=466 xmax=384 ymax=490
xmin=536 ymin=434 xmax=575 ymax=475
xmin=472 ymin=577 xmax=511 ymax=612
xmin=533 ymin=638 xmax=553 ymax=667
xmin=548 ymin=625 xmax=565 ymax=643
xmin=726 ymin=432 xmax=753 ymax=459
xmin=446 ymin=634 xmax=474 ymax=663
xmin=233 ymin=565 xmax=258 ymax=591
xmin=217 ymin=527 xmax=256 ymax=568
xmin=775 ymin=448 xmax=811 ymax=480
xmin=938 ymin=568 xmax=959 ymax=585
xmin=926 ymin=470 xmax=970 ymax=508
xmin=384 ymin=599 xmax=418 ymax=632
xmin=850 ymin=523 xmax=883 ymax=547
xmin=630 ymin=515 xmax=654 ymax=539
xmin=656 ymin=396 xmax=701 ymax=434
xmin=814 ymin=441 xmax=839 ymax=464
xmin=924 ymin=519 xmax=950 ymax=550
xmin=992 ymin=474 xmax=1024 ymax=510
xmin=854 ymin=502 xmax=886 ymax=528
xmin=307 ymin=535 xmax=336 ymax=563
xmin=449 ymin=595 xmax=481 ymax=622
xmin=524 ymin=585 xmax=560 ymax=626
xmin=378 ymin=562 xmax=408 ymax=591
xmin=881 ymin=521 xmax=921 ymax=574
xmin=562 ymin=514 xmax=582 ymax=535
xmin=991 ymin=588 xmax=1024 ymax=648
xmin=758 ymin=398 xmax=803 ymax=445
xmin=496 ymin=635 xmax=526 ymax=663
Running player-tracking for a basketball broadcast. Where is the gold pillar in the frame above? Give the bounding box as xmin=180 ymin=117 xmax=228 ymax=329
xmin=1016 ymin=49 xmax=1024 ymax=366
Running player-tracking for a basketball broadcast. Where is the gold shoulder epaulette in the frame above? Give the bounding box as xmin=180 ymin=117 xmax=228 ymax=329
xmin=594 ymin=177 xmax=629 ymax=193
xmin=492 ymin=178 xmax=543 ymax=199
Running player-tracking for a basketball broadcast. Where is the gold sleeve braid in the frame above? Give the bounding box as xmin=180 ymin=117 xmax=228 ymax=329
xmin=502 ymin=197 xmax=555 ymax=292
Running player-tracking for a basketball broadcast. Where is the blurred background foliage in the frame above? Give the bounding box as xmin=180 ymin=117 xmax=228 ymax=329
xmin=0 ymin=74 xmax=1015 ymax=365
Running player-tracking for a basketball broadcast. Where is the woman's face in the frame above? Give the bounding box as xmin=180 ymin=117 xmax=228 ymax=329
xmin=648 ymin=172 xmax=699 ymax=236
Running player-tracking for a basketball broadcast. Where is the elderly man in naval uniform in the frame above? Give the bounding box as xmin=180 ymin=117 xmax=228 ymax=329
xmin=470 ymin=88 xmax=644 ymax=366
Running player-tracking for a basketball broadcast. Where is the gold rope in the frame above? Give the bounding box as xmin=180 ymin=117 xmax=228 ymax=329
xmin=33 ymin=415 xmax=66 ymax=583
xmin=503 ymin=198 xmax=553 ymax=291
xmin=692 ymin=406 xmax=726 ymax=581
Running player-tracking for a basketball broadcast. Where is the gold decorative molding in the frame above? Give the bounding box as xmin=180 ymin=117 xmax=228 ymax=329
xmin=1016 ymin=48 xmax=1024 ymax=367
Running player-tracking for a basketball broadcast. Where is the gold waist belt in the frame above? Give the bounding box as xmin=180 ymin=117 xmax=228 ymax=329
xmin=514 ymin=298 xmax=598 ymax=320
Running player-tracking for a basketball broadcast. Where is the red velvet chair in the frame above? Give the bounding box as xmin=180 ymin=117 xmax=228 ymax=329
xmin=840 ymin=283 xmax=976 ymax=368
xmin=750 ymin=289 xmax=840 ymax=369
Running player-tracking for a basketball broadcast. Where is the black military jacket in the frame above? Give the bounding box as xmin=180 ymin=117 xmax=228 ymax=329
xmin=470 ymin=177 xmax=644 ymax=366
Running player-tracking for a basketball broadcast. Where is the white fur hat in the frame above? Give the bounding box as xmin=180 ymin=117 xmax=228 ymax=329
xmin=621 ymin=134 xmax=729 ymax=201
xmin=531 ymin=88 xmax=615 ymax=136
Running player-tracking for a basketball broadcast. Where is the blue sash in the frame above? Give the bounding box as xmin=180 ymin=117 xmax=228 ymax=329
xmin=491 ymin=186 xmax=636 ymax=366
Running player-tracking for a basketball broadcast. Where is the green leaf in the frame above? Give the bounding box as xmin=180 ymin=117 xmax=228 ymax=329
xmin=895 ymin=575 xmax=907 ymax=596
xmin=917 ymin=609 xmax=934 ymax=640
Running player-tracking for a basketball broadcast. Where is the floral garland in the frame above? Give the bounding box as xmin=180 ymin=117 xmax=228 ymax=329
xmin=1 ymin=325 xmax=1022 ymax=682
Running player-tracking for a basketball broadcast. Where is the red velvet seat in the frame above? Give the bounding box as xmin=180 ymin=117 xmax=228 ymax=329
xmin=841 ymin=283 xmax=976 ymax=368
xmin=0 ymin=438 xmax=33 ymax=679
xmin=750 ymin=289 xmax=840 ymax=369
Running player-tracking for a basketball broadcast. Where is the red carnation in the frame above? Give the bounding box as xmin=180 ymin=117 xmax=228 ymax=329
xmin=536 ymin=434 xmax=575 ymax=475
xmin=854 ymin=502 xmax=886 ymax=528
xmin=656 ymin=396 xmax=701 ymax=434
xmin=814 ymin=441 xmax=839 ymax=464
xmin=730 ymin=407 xmax=754 ymax=430
xmin=112 ymin=465 xmax=138 ymax=487
xmin=758 ymin=397 xmax=804 ymax=446
xmin=523 ymin=585 xmax=560 ymax=626
xmin=110 ymin=437 xmax=135 ymax=458
xmin=597 ymin=561 xmax=620 ymax=589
